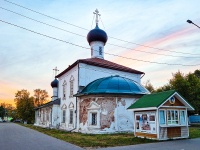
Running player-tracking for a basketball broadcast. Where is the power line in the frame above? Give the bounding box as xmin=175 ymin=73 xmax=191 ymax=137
xmin=99 ymin=15 xmax=106 ymax=30
xmin=3 ymin=0 xmax=200 ymax=56
xmin=107 ymin=43 xmax=200 ymax=58
xmin=0 ymin=7 xmax=85 ymax=38
xmin=0 ymin=20 xmax=89 ymax=49
xmin=1 ymin=6 xmax=199 ymax=59
xmin=91 ymin=14 xmax=95 ymax=29
xmin=0 ymin=19 xmax=199 ymax=67
xmin=3 ymin=0 xmax=88 ymax=31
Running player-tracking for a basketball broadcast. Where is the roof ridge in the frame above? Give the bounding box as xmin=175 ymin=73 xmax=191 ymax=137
xmin=56 ymin=57 xmax=144 ymax=78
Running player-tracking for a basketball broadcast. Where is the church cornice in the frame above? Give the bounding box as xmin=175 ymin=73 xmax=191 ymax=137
xmin=56 ymin=58 xmax=144 ymax=78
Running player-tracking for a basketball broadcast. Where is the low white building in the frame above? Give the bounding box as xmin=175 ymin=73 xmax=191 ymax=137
xmin=34 ymin=10 xmax=149 ymax=133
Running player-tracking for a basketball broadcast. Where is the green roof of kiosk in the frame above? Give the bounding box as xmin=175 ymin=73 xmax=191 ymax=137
xmin=127 ymin=90 xmax=176 ymax=109
xmin=75 ymin=75 xmax=150 ymax=96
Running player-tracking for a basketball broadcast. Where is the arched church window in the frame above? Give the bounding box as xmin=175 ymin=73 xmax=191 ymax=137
xmin=61 ymin=104 xmax=67 ymax=123
xmin=69 ymin=102 xmax=74 ymax=125
xmin=62 ymin=80 xmax=67 ymax=99
xmin=69 ymin=110 xmax=73 ymax=124
xmin=87 ymin=101 xmax=100 ymax=128
xmin=70 ymin=76 xmax=74 ymax=97
xmin=62 ymin=110 xmax=66 ymax=123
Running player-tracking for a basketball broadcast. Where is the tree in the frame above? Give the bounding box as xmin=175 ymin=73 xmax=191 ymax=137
xmin=156 ymin=84 xmax=172 ymax=93
xmin=0 ymin=103 xmax=15 ymax=120
xmin=144 ymin=80 xmax=155 ymax=93
xmin=33 ymin=89 xmax=49 ymax=107
xmin=0 ymin=105 xmax=5 ymax=120
xmin=155 ymin=70 xmax=200 ymax=114
xmin=14 ymin=90 xmax=35 ymax=123
xmin=194 ymin=69 xmax=200 ymax=78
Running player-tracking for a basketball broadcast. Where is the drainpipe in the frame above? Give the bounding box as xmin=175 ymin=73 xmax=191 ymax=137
xmin=140 ymin=73 xmax=145 ymax=79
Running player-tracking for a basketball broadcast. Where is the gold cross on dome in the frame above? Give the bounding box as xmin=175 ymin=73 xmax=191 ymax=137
xmin=93 ymin=9 xmax=101 ymax=25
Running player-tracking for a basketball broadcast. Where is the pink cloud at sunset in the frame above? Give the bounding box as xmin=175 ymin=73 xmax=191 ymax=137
xmin=110 ymin=25 xmax=199 ymax=69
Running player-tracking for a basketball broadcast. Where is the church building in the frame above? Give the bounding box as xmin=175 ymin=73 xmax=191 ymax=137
xmin=34 ymin=9 xmax=149 ymax=133
xmin=34 ymin=10 xmax=193 ymax=138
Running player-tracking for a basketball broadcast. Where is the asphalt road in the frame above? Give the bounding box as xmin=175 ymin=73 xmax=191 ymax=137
xmin=99 ymin=138 xmax=200 ymax=150
xmin=0 ymin=123 xmax=83 ymax=150
xmin=1 ymin=123 xmax=200 ymax=150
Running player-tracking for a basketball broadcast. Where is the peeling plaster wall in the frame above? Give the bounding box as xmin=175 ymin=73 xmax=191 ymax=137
xmin=34 ymin=107 xmax=52 ymax=128
xmin=78 ymin=96 xmax=138 ymax=134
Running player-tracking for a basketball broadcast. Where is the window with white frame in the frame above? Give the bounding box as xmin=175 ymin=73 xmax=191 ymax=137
xmin=69 ymin=110 xmax=73 ymax=124
xmin=63 ymin=80 xmax=66 ymax=99
xmin=91 ymin=113 xmax=97 ymax=125
xmin=87 ymin=101 xmax=100 ymax=128
xmin=70 ymin=76 xmax=74 ymax=97
xmin=159 ymin=109 xmax=187 ymax=126
xmin=62 ymin=110 xmax=66 ymax=123
xmin=167 ymin=110 xmax=179 ymax=125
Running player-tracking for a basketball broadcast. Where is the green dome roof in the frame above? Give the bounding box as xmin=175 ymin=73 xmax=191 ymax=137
xmin=76 ymin=75 xmax=150 ymax=96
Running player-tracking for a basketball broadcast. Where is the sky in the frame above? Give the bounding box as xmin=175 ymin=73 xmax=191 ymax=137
xmin=0 ymin=0 xmax=200 ymax=106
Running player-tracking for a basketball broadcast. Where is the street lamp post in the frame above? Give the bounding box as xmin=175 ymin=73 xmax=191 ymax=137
xmin=187 ymin=20 xmax=200 ymax=28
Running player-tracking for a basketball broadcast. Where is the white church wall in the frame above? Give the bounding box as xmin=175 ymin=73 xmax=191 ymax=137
xmin=52 ymin=105 xmax=60 ymax=128
xmin=79 ymin=63 xmax=141 ymax=87
xmin=57 ymin=65 xmax=78 ymax=130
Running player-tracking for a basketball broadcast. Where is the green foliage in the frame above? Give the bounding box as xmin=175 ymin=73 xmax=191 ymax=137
xmin=0 ymin=103 xmax=16 ymax=120
xmin=155 ymin=70 xmax=200 ymax=114
xmin=14 ymin=89 xmax=35 ymax=123
xmin=194 ymin=70 xmax=200 ymax=78
xmin=156 ymin=84 xmax=172 ymax=93
xmin=0 ymin=105 xmax=5 ymax=119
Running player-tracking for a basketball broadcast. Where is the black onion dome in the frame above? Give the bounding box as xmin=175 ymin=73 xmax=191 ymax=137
xmin=87 ymin=25 xmax=108 ymax=45
xmin=51 ymin=78 xmax=58 ymax=88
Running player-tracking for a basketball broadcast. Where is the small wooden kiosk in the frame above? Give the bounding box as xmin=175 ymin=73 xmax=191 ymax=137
xmin=128 ymin=90 xmax=194 ymax=140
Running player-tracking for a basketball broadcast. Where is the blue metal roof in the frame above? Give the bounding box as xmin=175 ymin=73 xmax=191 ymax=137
xmin=75 ymin=75 xmax=150 ymax=96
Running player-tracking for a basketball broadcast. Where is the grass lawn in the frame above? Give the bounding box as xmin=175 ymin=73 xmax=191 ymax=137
xmin=189 ymin=124 xmax=200 ymax=139
xmin=20 ymin=124 xmax=156 ymax=148
xmin=19 ymin=124 xmax=200 ymax=148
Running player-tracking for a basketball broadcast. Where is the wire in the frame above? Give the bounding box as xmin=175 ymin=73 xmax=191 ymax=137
xmin=91 ymin=14 xmax=95 ymax=29
xmin=107 ymin=43 xmax=200 ymax=58
xmin=3 ymin=0 xmax=200 ymax=56
xmin=0 ymin=7 xmax=85 ymax=38
xmin=0 ymin=20 xmax=89 ymax=50
xmin=99 ymin=15 xmax=106 ymax=30
xmin=0 ymin=19 xmax=199 ymax=66
xmin=3 ymin=0 xmax=88 ymax=31
xmin=104 ymin=52 xmax=199 ymax=66
xmin=1 ymin=7 xmax=199 ymax=58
